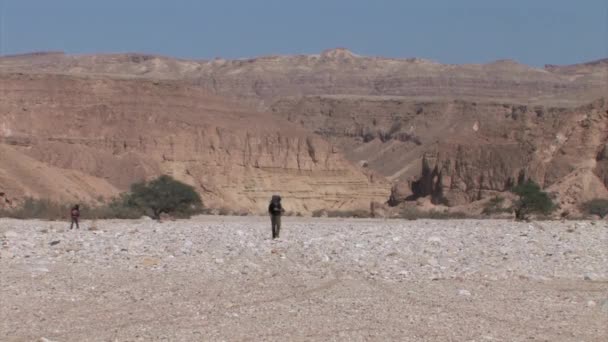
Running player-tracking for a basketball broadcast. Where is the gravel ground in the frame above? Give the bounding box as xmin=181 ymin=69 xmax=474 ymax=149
xmin=1 ymin=216 xmax=607 ymax=341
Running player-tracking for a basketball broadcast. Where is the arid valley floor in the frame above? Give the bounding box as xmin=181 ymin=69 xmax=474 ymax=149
xmin=1 ymin=216 xmax=607 ymax=341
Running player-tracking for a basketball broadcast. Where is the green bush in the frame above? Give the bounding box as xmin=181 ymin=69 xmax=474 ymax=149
xmin=126 ymin=175 xmax=203 ymax=219
xmin=511 ymin=180 xmax=556 ymax=220
xmin=0 ymin=175 xmax=203 ymax=221
xmin=482 ymin=196 xmax=511 ymax=216
xmin=581 ymin=198 xmax=608 ymax=218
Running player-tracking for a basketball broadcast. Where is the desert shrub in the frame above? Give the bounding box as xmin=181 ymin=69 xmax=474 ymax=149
xmin=398 ymin=207 xmax=470 ymax=220
xmin=394 ymin=132 xmax=422 ymax=145
xmin=312 ymin=209 xmax=325 ymax=217
xmin=362 ymin=131 xmax=376 ymax=143
xmin=482 ymin=196 xmax=511 ymax=215
xmin=378 ymin=122 xmax=403 ymax=142
xmin=0 ymin=176 xmax=202 ymax=221
xmin=326 ymin=209 xmax=371 ymax=218
xmin=125 ymin=175 xmax=203 ymax=219
xmin=511 ymin=180 xmax=556 ymax=220
xmin=311 ymin=209 xmax=371 ymax=218
xmin=85 ymin=194 xmax=144 ymax=220
xmin=388 ymin=121 xmax=402 ymax=136
xmin=0 ymin=196 xmax=146 ymax=221
xmin=0 ymin=198 xmax=70 ymax=220
xmin=217 ymin=207 xmax=233 ymax=216
xmin=427 ymin=210 xmax=469 ymax=219
xmin=581 ymin=198 xmax=608 ymax=218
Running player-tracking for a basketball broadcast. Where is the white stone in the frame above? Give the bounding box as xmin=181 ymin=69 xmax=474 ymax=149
xmin=0 ymin=250 xmax=14 ymax=259
xmin=458 ymin=289 xmax=472 ymax=297
xmin=427 ymin=236 xmax=442 ymax=244
xmin=4 ymin=230 xmax=19 ymax=238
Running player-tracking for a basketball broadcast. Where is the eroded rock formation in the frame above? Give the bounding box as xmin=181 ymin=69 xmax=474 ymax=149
xmin=0 ymin=73 xmax=388 ymax=213
xmin=0 ymin=51 xmax=606 ymax=212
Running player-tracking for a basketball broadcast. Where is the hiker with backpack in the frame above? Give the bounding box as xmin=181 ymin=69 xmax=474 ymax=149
xmin=70 ymin=204 xmax=80 ymax=229
xmin=268 ymin=195 xmax=285 ymax=239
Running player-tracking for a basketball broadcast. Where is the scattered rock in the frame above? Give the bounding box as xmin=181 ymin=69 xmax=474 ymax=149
xmin=141 ymin=257 xmax=161 ymax=267
xmin=39 ymin=337 xmax=58 ymax=342
xmin=584 ymin=273 xmax=599 ymax=281
xmin=458 ymin=289 xmax=472 ymax=297
xmin=49 ymin=240 xmax=61 ymax=246
xmin=4 ymin=230 xmax=19 ymax=238
xmin=427 ymin=258 xmax=440 ymax=267
xmin=0 ymin=217 xmax=606 ymax=340
xmin=427 ymin=236 xmax=442 ymax=244
xmin=0 ymin=250 xmax=14 ymax=259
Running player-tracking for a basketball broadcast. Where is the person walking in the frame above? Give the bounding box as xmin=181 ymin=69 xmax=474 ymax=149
xmin=70 ymin=204 xmax=80 ymax=230
xmin=268 ymin=195 xmax=285 ymax=239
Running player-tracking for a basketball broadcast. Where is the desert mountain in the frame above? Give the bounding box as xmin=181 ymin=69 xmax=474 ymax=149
xmin=0 ymin=49 xmax=605 ymax=106
xmin=0 ymin=73 xmax=388 ymax=213
xmin=0 ymin=49 xmax=606 ymax=213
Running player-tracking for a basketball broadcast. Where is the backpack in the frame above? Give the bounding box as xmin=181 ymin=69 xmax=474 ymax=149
xmin=270 ymin=196 xmax=282 ymax=214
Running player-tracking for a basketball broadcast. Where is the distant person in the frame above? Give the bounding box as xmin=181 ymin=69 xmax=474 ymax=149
xmin=268 ymin=195 xmax=285 ymax=239
xmin=70 ymin=204 xmax=80 ymax=230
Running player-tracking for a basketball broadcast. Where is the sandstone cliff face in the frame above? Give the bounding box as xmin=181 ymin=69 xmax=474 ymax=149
xmin=399 ymin=100 xmax=608 ymax=210
xmin=1 ymin=51 xmax=606 ymax=211
xmin=0 ymin=73 xmax=388 ymax=213
xmin=272 ymin=95 xmax=608 ymax=210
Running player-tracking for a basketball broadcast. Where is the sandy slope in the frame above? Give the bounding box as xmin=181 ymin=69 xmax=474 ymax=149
xmin=1 ymin=216 xmax=606 ymax=341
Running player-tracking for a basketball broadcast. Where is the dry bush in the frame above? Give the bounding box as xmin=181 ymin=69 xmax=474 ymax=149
xmin=581 ymin=198 xmax=608 ymax=218
xmin=398 ymin=207 xmax=470 ymax=220
xmin=482 ymin=196 xmax=512 ymax=216
xmin=0 ymin=198 xmax=71 ymax=220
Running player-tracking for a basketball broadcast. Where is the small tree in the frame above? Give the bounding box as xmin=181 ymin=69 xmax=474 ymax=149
xmin=581 ymin=198 xmax=608 ymax=218
xmin=128 ymin=175 xmax=202 ymax=219
xmin=511 ymin=180 xmax=555 ymax=220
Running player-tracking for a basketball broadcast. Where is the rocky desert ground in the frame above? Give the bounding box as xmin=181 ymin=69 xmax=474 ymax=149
xmin=1 ymin=216 xmax=606 ymax=341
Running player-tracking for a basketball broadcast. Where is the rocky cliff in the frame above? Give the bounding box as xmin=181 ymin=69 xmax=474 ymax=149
xmin=271 ymin=96 xmax=608 ymax=211
xmin=1 ymin=50 xmax=606 ymax=212
xmin=0 ymin=73 xmax=388 ymax=213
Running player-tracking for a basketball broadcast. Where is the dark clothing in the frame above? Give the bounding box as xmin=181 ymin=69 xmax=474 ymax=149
xmin=70 ymin=217 xmax=79 ymax=230
xmin=268 ymin=196 xmax=284 ymax=215
xmin=70 ymin=207 xmax=80 ymax=229
xmin=268 ymin=195 xmax=284 ymax=239
xmin=271 ymin=215 xmax=281 ymax=239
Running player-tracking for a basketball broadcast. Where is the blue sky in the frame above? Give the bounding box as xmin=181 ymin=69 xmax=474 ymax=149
xmin=0 ymin=0 xmax=606 ymax=66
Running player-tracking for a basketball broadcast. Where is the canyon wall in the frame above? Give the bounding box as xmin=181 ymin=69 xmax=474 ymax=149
xmin=0 ymin=73 xmax=388 ymax=213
